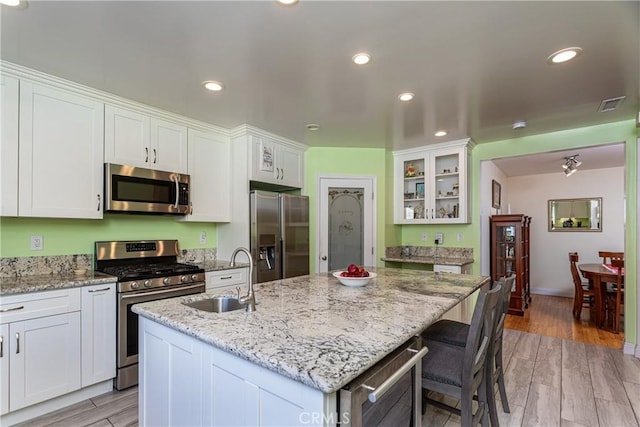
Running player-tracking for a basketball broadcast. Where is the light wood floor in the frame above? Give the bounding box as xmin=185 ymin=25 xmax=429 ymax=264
xmin=505 ymin=294 xmax=625 ymax=350
xmin=423 ymin=328 xmax=640 ymax=427
xmin=15 ymin=296 xmax=637 ymax=427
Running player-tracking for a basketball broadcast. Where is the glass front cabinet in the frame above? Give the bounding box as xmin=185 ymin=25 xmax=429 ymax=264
xmin=393 ymin=139 xmax=472 ymax=224
xmin=490 ymin=214 xmax=531 ymax=316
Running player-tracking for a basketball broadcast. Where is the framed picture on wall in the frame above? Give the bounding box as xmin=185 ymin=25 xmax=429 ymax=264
xmin=492 ymin=180 xmax=501 ymax=209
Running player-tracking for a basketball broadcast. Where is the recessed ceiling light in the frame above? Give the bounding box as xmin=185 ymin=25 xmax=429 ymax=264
xmin=306 ymin=123 xmax=320 ymax=131
xmin=398 ymin=92 xmax=414 ymax=102
xmin=546 ymin=47 xmax=583 ymax=64
xmin=434 ymin=130 xmax=447 ymax=137
xmin=0 ymin=0 xmax=22 ymax=6
xmin=202 ymin=81 xmax=224 ymax=92
xmin=352 ymin=53 xmax=371 ymax=65
xmin=276 ymin=0 xmax=298 ymax=4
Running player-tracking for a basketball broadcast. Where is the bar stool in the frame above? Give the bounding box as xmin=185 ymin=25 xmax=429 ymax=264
xmin=421 ymin=285 xmax=502 ymax=426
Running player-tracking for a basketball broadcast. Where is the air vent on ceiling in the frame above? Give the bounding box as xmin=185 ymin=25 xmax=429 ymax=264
xmin=598 ymin=96 xmax=625 ymax=113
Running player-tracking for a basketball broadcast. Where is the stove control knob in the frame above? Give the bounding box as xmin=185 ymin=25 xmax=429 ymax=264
xmin=130 ymin=282 xmax=139 ymax=289
xmin=191 ymin=274 xmax=199 ymax=281
xmin=181 ymin=275 xmax=189 ymax=283
xmin=163 ymin=277 xmax=171 ymax=285
xmin=144 ymin=280 xmax=152 ymax=288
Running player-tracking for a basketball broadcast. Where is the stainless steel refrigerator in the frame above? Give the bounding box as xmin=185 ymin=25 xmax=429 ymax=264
xmin=250 ymin=191 xmax=310 ymax=284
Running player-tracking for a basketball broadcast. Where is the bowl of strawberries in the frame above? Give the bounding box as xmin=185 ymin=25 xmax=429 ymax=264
xmin=332 ymin=264 xmax=377 ymax=287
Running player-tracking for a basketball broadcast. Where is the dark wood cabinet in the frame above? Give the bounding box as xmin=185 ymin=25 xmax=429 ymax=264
xmin=490 ymin=214 xmax=531 ymax=316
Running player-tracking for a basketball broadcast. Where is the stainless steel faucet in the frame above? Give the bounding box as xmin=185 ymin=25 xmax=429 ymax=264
xmin=230 ymin=247 xmax=256 ymax=312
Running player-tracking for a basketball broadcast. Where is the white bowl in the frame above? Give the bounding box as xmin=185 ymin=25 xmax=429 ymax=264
xmin=332 ymin=271 xmax=377 ymax=287
xmin=73 ymin=268 xmax=88 ymax=276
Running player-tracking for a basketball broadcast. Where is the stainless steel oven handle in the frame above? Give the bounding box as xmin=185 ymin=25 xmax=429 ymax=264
xmin=365 ymin=346 xmax=428 ymax=403
xmin=120 ymin=284 xmax=203 ymax=300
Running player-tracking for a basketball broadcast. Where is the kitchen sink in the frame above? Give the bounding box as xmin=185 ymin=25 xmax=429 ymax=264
xmin=183 ymin=296 xmax=246 ymax=313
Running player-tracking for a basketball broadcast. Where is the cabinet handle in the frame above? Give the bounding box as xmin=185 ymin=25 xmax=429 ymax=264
xmin=15 ymin=333 xmax=19 ymax=354
xmin=321 ymin=255 xmax=327 ymax=261
xmin=276 ymin=168 xmax=280 ymax=179
xmin=280 ymin=168 xmax=284 ymax=180
xmin=145 ymin=147 xmax=149 ymax=163
xmin=220 ymin=276 xmax=233 ymax=280
xmin=0 ymin=305 xmax=24 ymax=313
xmin=189 ymin=202 xmax=193 ymax=215
xmin=0 ymin=336 xmax=3 ymax=357
xmin=365 ymin=346 xmax=428 ymax=403
xmin=153 ymin=148 xmax=157 ymax=164
xmin=97 ymin=194 xmax=101 ymax=211
xmin=88 ymin=287 xmax=111 ymax=293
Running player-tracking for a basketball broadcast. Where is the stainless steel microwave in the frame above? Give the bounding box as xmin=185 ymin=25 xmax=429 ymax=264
xmin=104 ymin=163 xmax=190 ymax=214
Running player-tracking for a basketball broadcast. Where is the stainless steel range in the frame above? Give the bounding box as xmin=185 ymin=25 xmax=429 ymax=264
xmin=95 ymin=240 xmax=205 ymax=390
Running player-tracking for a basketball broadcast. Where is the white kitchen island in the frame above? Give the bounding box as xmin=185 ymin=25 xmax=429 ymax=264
xmin=133 ymin=267 xmax=489 ymax=427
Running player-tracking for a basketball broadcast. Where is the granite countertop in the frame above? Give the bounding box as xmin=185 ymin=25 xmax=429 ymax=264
xmin=133 ymin=267 xmax=489 ymax=394
xmin=197 ymin=260 xmax=250 ymax=272
xmin=0 ymin=271 xmax=117 ymax=296
xmin=381 ymin=256 xmax=474 ymax=266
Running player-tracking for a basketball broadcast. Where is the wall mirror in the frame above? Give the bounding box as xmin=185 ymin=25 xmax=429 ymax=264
xmin=548 ymin=197 xmax=602 ymax=232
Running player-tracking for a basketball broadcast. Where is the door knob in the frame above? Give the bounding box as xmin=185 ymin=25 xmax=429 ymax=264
xmin=321 ymin=255 xmax=327 ymax=261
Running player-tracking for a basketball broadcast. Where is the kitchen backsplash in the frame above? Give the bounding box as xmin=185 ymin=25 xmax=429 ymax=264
xmin=385 ymin=245 xmax=473 ymax=259
xmin=0 ymin=248 xmax=217 ymax=277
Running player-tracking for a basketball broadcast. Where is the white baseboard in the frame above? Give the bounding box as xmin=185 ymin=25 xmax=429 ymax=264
xmin=623 ymin=342 xmax=640 ymax=358
xmin=0 ymin=380 xmax=113 ymax=426
xmin=531 ymin=288 xmax=573 ymax=298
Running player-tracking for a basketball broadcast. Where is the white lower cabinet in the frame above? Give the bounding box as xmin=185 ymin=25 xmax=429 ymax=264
xmin=0 ymin=323 xmax=9 ymax=415
xmin=81 ymin=283 xmax=116 ymax=387
xmin=10 ymin=312 xmax=81 ymax=412
xmin=1 ymin=285 xmax=116 ymax=421
xmin=433 ymin=264 xmax=471 ymax=274
xmin=140 ymin=317 xmax=329 ymax=427
xmin=205 ymin=268 xmax=248 ymax=291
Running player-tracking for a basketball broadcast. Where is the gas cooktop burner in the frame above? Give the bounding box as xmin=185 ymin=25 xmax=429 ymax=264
xmin=101 ymin=262 xmax=202 ymax=281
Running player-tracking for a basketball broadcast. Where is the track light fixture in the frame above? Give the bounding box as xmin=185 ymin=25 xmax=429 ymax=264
xmin=562 ymin=155 xmax=581 ymax=177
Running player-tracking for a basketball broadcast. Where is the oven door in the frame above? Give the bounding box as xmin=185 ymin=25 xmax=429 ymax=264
xmin=117 ymin=283 xmax=205 ymax=373
xmin=339 ymin=337 xmax=427 ymax=427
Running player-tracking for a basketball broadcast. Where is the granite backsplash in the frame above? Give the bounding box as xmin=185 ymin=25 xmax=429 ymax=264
xmin=385 ymin=246 xmax=472 ymax=259
xmin=0 ymin=247 xmax=217 ymax=278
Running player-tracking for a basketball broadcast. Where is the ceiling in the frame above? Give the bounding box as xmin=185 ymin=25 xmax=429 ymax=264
xmin=1 ymin=1 xmax=638 ymax=155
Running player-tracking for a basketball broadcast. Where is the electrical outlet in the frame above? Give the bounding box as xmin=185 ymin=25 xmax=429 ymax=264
xmin=30 ymin=235 xmax=44 ymax=251
xmin=457 ymin=232 xmax=463 ymax=242
xmin=199 ymin=232 xmax=207 ymax=245
xmin=421 ymin=232 xmax=428 ymax=241
xmin=435 ymin=232 xmax=444 ymax=245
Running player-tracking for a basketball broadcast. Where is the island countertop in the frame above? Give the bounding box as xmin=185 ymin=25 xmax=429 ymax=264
xmin=133 ymin=267 xmax=489 ymax=394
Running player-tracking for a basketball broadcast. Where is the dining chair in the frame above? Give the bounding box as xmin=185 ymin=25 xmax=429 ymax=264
xmin=569 ymin=252 xmax=595 ymax=320
xmin=421 ymin=285 xmax=502 ymax=427
xmin=421 ymin=275 xmax=514 ymax=426
xmin=599 ymin=251 xmax=624 ymax=265
xmin=605 ymin=258 xmax=624 ymax=333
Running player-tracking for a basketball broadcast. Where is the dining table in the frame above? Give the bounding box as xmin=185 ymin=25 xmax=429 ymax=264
xmin=578 ymin=263 xmax=624 ymax=328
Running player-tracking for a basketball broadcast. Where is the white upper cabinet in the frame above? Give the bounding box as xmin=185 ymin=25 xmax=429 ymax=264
xmin=178 ymin=128 xmax=231 ymax=222
xmin=105 ymin=105 xmax=188 ymax=174
xmin=0 ymin=75 xmax=19 ymax=216
xmin=393 ymin=139 xmax=472 ymax=224
xmin=250 ymin=134 xmax=305 ymax=189
xmin=19 ymin=82 xmax=104 ymax=219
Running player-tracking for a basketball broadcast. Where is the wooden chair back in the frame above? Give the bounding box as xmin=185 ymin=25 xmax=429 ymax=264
xmin=599 ymin=251 xmax=624 ymax=265
xmin=608 ymin=257 xmax=625 ymax=333
xmin=569 ymin=252 xmax=582 ymax=290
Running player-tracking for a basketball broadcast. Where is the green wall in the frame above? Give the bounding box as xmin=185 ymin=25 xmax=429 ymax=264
xmin=304 ymin=147 xmax=387 ymax=274
xmin=0 ymin=215 xmax=218 ymax=257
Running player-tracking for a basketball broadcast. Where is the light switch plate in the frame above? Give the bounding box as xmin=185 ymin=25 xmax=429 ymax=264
xmin=199 ymin=232 xmax=207 ymax=245
xmin=435 ymin=232 xmax=444 ymax=245
xmin=421 ymin=232 xmax=428 ymax=241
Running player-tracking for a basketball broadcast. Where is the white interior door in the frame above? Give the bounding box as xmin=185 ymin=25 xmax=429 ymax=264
xmin=317 ymin=176 xmax=376 ymax=273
